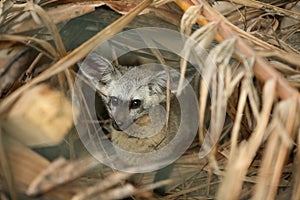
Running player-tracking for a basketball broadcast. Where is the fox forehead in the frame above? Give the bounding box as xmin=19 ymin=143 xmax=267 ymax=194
xmin=109 ymin=81 xmax=150 ymax=101
xmin=107 ymin=67 xmax=152 ymax=100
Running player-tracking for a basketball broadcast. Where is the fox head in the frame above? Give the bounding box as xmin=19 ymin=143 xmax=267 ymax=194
xmin=80 ymin=52 xmax=183 ymax=131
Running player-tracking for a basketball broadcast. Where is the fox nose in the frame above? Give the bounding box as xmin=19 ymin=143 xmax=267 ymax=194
xmin=115 ymin=121 xmax=123 ymax=126
xmin=112 ymin=120 xmax=123 ymax=131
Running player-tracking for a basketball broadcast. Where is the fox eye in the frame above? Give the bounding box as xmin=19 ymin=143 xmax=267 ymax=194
xmin=110 ymin=96 xmax=118 ymax=106
xmin=130 ymin=99 xmax=141 ymax=109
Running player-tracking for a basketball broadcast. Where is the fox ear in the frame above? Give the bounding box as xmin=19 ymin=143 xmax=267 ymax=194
xmin=148 ymin=68 xmax=195 ymax=96
xmin=79 ymin=52 xmax=119 ymax=91
xmin=148 ymin=69 xmax=180 ymax=95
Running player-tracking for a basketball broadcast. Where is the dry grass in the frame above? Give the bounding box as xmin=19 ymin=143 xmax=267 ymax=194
xmin=0 ymin=0 xmax=299 ymax=199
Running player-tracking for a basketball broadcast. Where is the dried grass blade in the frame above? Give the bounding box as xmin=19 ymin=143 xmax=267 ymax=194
xmin=251 ymin=124 xmax=278 ymax=199
xmin=242 ymin=57 xmax=260 ymax=121
xmin=270 ymin=60 xmax=300 ymax=75
xmin=199 ymin=38 xmax=235 ymax=158
xmin=247 ymin=79 xmax=276 ymax=161
xmin=8 ymin=3 xmax=96 ymax=34
xmin=0 ymin=128 xmax=17 ymax=200
xmin=97 ymin=184 xmax=135 ymax=200
xmin=253 ymin=97 xmax=299 ymax=200
xmin=180 ymin=5 xmax=201 ymax=36
xmin=0 ymin=0 xmax=13 ymax=17
xmin=0 ymin=34 xmax=58 ymax=59
xmin=25 ymin=2 xmax=66 ymax=57
xmin=223 ymin=0 xmax=300 ymax=21
xmin=226 ymin=69 xmax=244 ymax=97
xmin=0 ymin=0 xmax=152 ymax=115
xmin=217 ymin=79 xmax=276 ymax=200
xmin=229 ymin=82 xmax=247 ymax=158
xmin=72 ymin=172 xmax=132 ymax=200
xmin=178 ymin=21 xmax=217 ymax=95
xmin=73 ymin=79 xmax=102 ymax=150
xmin=198 ymin=78 xmax=209 ymax=143
xmin=174 ymin=0 xmax=299 ymax=101
xmin=292 ymin=128 xmax=300 ymax=200
xmin=166 ymin=180 xmax=219 ymax=199
xmin=258 ymin=50 xmax=300 ymax=68
xmin=27 ymin=156 xmax=100 ymax=196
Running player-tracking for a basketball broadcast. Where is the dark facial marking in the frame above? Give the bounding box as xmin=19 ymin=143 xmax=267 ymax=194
xmin=110 ymin=96 xmax=119 ymax=106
